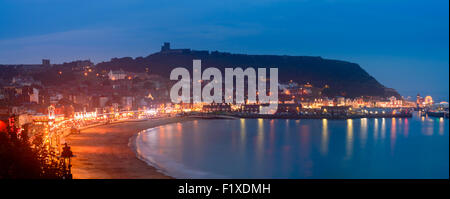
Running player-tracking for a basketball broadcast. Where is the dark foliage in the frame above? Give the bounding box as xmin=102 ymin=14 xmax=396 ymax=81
xmin=0 ymin=124 xmax=67 ymax=179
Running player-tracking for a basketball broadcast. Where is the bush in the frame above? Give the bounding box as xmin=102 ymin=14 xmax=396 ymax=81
xmin=0 ymin=124 xmax=68 ymax=179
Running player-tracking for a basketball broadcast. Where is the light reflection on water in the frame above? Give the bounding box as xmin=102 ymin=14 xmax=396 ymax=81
xmin=391 ymin=118 xmax=397 ymax=154
xmin=346 ymin=119 xmax=354 ymax=159
xmin=320 ymin=119 xmax=328 ymax=156
xmin=374 ymin=118 xmax=378 ymax=141
xmin=360 ymin=118 xmax=368 ymax=149
xmin=256 ymin=118 xmax=264 ymax=164
xmin=136 ymin=113 xmax=449 ymax=179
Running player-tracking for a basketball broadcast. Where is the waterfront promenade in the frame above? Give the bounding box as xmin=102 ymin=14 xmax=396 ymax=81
xmin=65 ymin=117 xmax=193 ymax=179
xmin=61 ymin=110 xmax=417 ymax=179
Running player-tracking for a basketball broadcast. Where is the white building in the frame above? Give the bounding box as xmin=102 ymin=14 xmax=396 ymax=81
xmin=29 ymin=88 xmax=39 ymax=103
xmin=108 ymin=70 xmax=127 ymax=80
xmin=49 ymin=93 xmax=63 ymax=104
xmin=99 ymin=96 xmax=109 ymax=107
xmin=122 ymin=96 xmax=134 ymax=110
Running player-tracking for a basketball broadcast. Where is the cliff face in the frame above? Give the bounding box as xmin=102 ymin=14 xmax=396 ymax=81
xmin=96 ymin=50 xmax=400 ymax=98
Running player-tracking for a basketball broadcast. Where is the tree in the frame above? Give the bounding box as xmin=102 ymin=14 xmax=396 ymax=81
xmin=0 ymin=123 xmax=68 ymax=179
xmin=0 ymin=125 xmax=40 ymax=178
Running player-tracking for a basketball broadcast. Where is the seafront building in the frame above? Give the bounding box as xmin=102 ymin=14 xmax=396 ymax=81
xmin=1 ymin=55 xmax=448 ymax=138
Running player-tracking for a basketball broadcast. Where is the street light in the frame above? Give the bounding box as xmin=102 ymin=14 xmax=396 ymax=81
xmin=61 ymin=143 xmax=74 ymax=179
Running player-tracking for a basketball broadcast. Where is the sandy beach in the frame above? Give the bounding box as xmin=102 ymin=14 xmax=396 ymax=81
xmin=65 ymin=117 xmax=193 ymax=179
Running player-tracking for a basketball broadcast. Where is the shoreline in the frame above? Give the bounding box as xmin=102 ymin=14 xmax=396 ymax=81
xmin=64 ymin=114 xmax=425 ymax=179
xmin=65 ymin=117 xmax=194 ymax=179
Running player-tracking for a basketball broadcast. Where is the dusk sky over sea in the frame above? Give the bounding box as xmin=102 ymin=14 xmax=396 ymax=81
xmin=0 ymin=0 xmax=448 ymax=100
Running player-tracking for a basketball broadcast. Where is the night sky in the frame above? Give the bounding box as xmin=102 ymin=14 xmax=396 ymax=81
xmin=0 ymin=0 xmax=448 ymax=100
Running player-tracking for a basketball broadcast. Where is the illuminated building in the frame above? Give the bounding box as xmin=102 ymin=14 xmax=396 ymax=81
xmin=321 ymin=106 xmax=351 ymax=116
xmin=240 ymin=104 xmax=260 ymax=113
xmin=416 ymin=93 xmax=424 ymax=107
xmin=29 ymin=88 xmax=39 ymax=103
xmin=203 ymin=103 xmax=232 ymax=112
xmin=108 ymin=69 xmax=127 ymax=80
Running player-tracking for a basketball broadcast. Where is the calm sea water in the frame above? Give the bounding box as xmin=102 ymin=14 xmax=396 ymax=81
xmin=135 ymin=113 xmax=449 ymax=179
